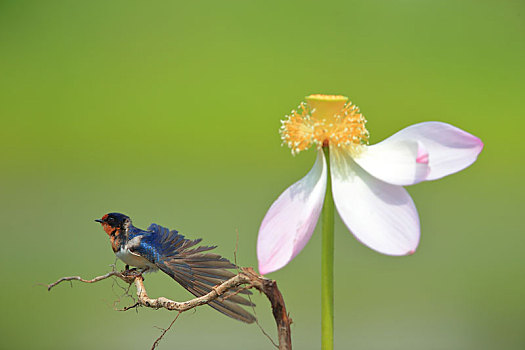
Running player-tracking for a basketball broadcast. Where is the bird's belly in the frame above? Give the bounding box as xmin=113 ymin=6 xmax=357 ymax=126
xmin=115 ymin=248 xmax=157 ymax=270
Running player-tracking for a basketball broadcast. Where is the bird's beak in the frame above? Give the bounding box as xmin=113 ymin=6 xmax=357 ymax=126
xmin=95 ymin=219 xmax=104 ymax=223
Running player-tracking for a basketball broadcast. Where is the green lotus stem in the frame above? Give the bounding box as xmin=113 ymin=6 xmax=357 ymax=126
xmin=321 ymin=145 xmax=334 ymax=350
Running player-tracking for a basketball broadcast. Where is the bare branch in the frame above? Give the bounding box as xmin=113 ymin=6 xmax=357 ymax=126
xmin=151 ymin=312 xmax=181 ymax=350
xmin=47 ymin=271 xmax=123 ymax=291
xmin=116 ymin=302 xmax=140 ymax=312
xmin=47 ymin=267 xmax=292 ymax=350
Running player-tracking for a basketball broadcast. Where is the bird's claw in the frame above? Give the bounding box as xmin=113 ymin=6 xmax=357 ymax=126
xmin=121 ymin=268 xmax=141 ymax=280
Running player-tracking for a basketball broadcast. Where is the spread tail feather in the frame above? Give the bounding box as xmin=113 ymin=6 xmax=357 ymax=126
xmin=158 ymin=255 xmax=256 ymax=323
xmin=149 ymin=227 xmax=255 ymax=323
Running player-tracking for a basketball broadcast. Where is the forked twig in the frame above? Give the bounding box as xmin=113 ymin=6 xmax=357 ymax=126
xmin=151 ymin=312 xmax=182 ymax=350
xmin=47 ymin=271 xmax=122 ymax=291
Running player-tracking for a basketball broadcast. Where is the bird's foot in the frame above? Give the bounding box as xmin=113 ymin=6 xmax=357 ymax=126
xmin=122 ymin=268 xmax=140 ymax=279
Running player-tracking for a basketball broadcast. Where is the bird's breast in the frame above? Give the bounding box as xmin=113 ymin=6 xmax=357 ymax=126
xmin=115 ymin=247 xmax=157 ymax=270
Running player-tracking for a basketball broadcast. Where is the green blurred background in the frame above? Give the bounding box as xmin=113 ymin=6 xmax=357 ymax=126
xmin=1 ymin=0 xmax=523 ymax=349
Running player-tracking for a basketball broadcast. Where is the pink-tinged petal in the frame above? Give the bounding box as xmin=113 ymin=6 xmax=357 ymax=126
xmin=257 ymin=150 xmax=327 ymax=274
xmin=330 ymin=147 xmax=420 ymax=255
xmin=353 ymin=139 xmax=430 ymax=186
xmin=417 ymin=146 xmax=429 ymax=164
xmin=385 ymin=122 xmax=483 ymax=181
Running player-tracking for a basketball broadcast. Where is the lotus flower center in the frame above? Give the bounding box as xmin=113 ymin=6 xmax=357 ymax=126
xmin=280 ymin=94 xmax=369 ymax=155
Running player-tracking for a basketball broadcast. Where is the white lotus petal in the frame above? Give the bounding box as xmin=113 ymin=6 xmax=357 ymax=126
xmin=354 ymin=140 xmax=430 ymax=185
xmin=330 ymin=147 xmax=420 ymax=255
xmin=257 ymin=150 xmax=327 ymax=274
xmin=386 ymin=122 xmax=483 ymax=180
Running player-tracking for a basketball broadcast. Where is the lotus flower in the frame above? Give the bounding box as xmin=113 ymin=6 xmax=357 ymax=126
xmin=257 ymin=94 xmax=483 ymax=275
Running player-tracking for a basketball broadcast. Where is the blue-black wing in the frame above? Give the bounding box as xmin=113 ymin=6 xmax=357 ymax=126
xmin=133 ymin=223 xmax=255 ymax=324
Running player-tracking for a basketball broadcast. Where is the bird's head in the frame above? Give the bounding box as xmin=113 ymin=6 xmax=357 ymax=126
xmin=95 ymin=212 xmax=131 ymax=236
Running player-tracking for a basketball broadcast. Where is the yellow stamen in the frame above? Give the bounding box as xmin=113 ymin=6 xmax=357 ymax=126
xmin=280 ymin=94 xmax=369 ymax=155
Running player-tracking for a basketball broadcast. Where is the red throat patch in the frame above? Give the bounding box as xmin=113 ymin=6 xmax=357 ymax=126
xmin=101 ymin=223 xmax=114 ymax=236
xmin=109 ymin=234 xmax=121 ymax=252
xmin=98 ymin=215 xmax=114 ymax=236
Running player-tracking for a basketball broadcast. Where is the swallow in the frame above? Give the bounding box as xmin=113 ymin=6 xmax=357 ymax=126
xmin=96 ymin=212 xmax=255 ymax=323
